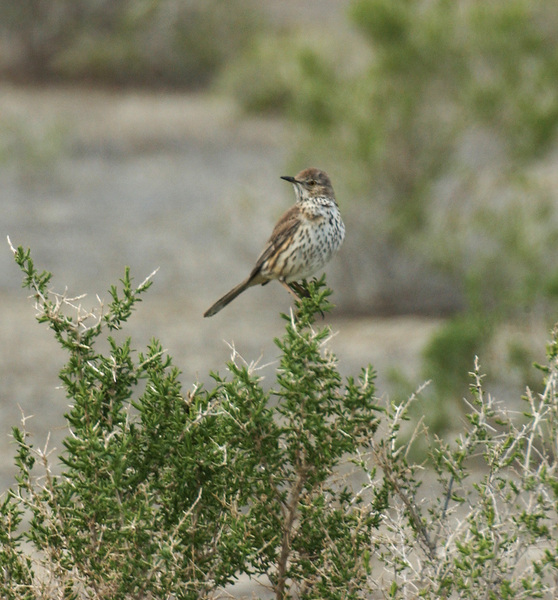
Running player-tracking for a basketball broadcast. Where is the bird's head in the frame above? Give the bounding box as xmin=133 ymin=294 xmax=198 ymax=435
xmin=281 ymin=168 xmax=335 ymax=202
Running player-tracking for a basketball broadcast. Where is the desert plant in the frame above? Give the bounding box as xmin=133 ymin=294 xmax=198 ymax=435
xmin=3 ymin=243 xmax=558 ymax=599
xmin=367 ymin=350 xmax=558 ymax=599
xmin=0 ymin=243 xmax=385 ymax=599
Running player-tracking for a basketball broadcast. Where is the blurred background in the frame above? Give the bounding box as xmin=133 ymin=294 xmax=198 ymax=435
xmin=2 ymin=0 xmax=558 ymax=489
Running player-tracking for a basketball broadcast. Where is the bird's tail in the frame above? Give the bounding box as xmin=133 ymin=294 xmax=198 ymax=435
xmin=204 ymin=276 xmax=259 ymax=317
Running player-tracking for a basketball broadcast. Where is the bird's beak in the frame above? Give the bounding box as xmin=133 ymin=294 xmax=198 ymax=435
xmin=280 ymin=175 xmax=297 ymax=184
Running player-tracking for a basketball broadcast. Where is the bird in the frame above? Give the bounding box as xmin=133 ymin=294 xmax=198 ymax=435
xmin=203 ymin=167 xmax=345 ymax=318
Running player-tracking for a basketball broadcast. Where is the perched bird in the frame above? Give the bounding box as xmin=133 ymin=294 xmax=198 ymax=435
xmin=204 ymin=167 xmax=345 ymax=317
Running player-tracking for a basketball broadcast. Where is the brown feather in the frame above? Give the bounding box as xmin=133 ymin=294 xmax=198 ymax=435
xmin=203 ymin=271 xmax=267 ymax=317
xmin=203 ymin=167 xmax=344 ymax=317
xmin=251 ymin=206 xmax=302 ymax=277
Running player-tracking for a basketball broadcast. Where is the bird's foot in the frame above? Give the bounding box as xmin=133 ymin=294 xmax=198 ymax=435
xmin=289 ymin=281 xmax=311 ymax=299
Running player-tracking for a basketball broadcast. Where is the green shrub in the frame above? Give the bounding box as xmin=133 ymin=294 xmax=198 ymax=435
xmin=1 ymin=245 xmax=385 ymax=599
xmin=422 ymin=315 xmax=488 ymax=398
xmin=373 ymin=352 xmax=558 ymax=599
xmin=2 ymin=244 xmax=558 ymax=598
xmin=218 ymin=29 xmax=366 ymax=118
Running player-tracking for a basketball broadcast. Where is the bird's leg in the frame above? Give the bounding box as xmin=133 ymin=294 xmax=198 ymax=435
xmin=279 ymin=279 xmax=301 ymax=300
xmin=289 ymin=281 xmax=311 ymax=298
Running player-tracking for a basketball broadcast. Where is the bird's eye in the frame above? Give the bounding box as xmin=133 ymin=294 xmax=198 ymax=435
xmin=308 ymin=179 xmax=316 ymax=186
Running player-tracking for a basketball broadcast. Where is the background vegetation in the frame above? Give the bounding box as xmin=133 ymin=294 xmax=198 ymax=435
xmin=0 ymin=0 xmax=260 ymax=87
xmin=222 ymin=0 xmax=558 ymax=415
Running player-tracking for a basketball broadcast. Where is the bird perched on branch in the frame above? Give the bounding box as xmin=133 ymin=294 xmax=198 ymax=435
xmin=204 ymin=167 xmax=345 ymax=317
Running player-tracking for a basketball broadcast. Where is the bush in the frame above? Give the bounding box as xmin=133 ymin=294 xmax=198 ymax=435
xmin=372 ymin=352 xmax=558 ymax=599
xmin=2 ymin=244 xmax=558 ymax=598
xmin=0 ymin=0 xmax=261 ymax=87
xmin=1 ymin=245 xmax=385 ymax=599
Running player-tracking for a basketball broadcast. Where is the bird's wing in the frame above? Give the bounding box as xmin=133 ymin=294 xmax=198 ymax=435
xmin=249 ymin=205 xmax=302 ymax=278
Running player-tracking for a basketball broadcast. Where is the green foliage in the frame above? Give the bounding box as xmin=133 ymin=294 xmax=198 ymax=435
xmin=1 ymin=248 xmax=384 ymax=599
xmin=349 ymin=0 xmax=558 ymax=163
xmin=218 ymin=29 xmax=362 ymax=119
xmin=4 ymin=246 xmax=558 ymax=598
xmin=422 ymin=315 xmax=488 ymax=398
